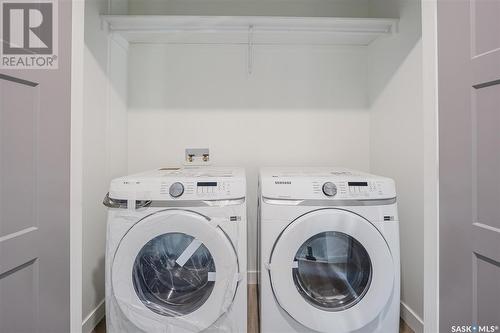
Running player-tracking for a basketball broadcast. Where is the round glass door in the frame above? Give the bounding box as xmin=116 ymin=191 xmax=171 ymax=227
xmin=132 ymin=232 xmax=216 ymax=317
xmin=268 ymin=209 xmax=394 ymax=333
xmin=292 ymin=231 xmax=372 ymax=312
xmin=111 ymin=209 xmax=238 ymax=333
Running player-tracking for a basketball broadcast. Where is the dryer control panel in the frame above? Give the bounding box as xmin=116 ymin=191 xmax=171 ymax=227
xmin=313 ymin=180 xmax=389 ymax=199
xmin=260 ymin=167 xmax=396 ymax=201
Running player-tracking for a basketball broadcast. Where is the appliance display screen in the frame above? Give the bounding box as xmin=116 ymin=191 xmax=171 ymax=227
xmin=197 ymin=182 xmax=217 ymax=187
xmin=348 ymin=182 xmax=368 ymax=187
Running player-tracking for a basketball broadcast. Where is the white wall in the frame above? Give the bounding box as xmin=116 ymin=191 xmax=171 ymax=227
xmin=368 ymin=0 xmax=424 ymax=331
xmin=82 ymin=0 xmax=128 ymax=330
xmin=126 ymin=0 xmax=372 ymax=17
xmin=127 ymin=43 xmax=370 ymax=274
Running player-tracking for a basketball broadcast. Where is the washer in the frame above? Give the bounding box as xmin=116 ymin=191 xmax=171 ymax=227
xmin=258 ymin=167 xmax=400 ymax=333
xmin=104 ymin=167 xmax=247 ymax=333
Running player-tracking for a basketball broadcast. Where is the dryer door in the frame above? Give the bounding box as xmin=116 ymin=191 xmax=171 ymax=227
xmin=112 ymin=209 xmax=239 ymax=333
xmin=268 ymin=209 xmax=394 ymax=333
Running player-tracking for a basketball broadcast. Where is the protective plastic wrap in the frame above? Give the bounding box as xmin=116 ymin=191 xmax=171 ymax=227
xmin=105 ymin=201 xmax=247 ymax=333
xmin=132 ymin=233 xmax=216 ymax=317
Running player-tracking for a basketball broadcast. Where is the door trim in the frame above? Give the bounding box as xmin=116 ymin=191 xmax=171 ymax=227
xmin=422 ymin=1 xmax=440 ymax=332
xmin=70 ymin=0 xmax=85 ymax=331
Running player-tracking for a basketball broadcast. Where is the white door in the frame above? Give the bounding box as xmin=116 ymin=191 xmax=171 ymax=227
xmin=112 ymin=210 xmax=239 ymax=333
xmin=268 ymin=209 xmax=394 ymax=333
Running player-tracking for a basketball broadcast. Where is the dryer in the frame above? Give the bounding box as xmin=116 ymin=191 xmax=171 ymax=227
xmin=104 ymin=167 xmax=247 ymax=333
xmin=258 ymin=167 xmax=400 ymax=333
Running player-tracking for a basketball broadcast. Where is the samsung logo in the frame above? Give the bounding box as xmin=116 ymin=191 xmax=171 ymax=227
xmin=275 ymin=181 xmax=292 ymax=185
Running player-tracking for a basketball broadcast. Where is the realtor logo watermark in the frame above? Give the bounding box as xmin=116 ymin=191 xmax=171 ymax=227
xmin=451 ymin=325 xmax=499 ymax=332
xmin=0 ymin=0 xmax=58 ymax=69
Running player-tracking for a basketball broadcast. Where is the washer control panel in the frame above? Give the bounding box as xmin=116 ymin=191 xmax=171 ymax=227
xmin=108 ymin=167 xmax=246 ymax=201
xmin=195 ymin=181 xmax=232 ymax=197
xmin=159 ymin=180 xmax=236 ymax=199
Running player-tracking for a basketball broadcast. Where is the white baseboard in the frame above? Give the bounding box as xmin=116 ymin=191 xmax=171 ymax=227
xmin=401 ymin=301 xmax=424 ymax=333
xmin=247 ymin=270 xmax=258 ymax=284
xmin=82 ymin=299 xmax=105 ymax=333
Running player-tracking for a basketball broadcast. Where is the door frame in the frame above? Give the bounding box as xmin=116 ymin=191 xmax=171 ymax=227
xmin=71 ymin=0 xmax=85 ymax=332
xmin=422 ymin=1 xmax=439 ymax=333
xmin=67 ymin=1 xmax=442 ymax=332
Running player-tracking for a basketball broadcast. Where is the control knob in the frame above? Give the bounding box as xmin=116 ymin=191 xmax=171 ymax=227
xmin=322 ymin=182 xmax=337 ymax=197
xmin=169 ymin=182 xmax=184 ymax=198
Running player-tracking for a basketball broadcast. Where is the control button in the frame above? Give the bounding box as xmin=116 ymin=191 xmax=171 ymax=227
xmin=169 ymin=182 xmax=184 ymax=198
xmin=322 ymin=182 xmax=337 ymax=197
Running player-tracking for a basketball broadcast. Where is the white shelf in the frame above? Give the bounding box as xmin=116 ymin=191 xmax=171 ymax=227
xmin=101 ymin=15 xmax=399 ymax=46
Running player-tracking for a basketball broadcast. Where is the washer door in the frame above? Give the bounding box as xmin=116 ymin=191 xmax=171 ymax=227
xmin=112 ymin=210 xmax=238 ymax=333
xmin=269 ymin=209 xmax=394 ymax=333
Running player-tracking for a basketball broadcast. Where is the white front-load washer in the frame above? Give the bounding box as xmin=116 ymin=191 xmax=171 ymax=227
xmin=258 ymin=167 xmax=400 ymax=333
xmin=104 ymin=167 xmax=247 ymax=333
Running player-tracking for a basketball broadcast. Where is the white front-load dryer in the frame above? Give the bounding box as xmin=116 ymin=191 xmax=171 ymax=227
xmin=104 ymin=167 xmax=247 ymax=333
xmin=258 ymin=167 xmax=400 ymax=333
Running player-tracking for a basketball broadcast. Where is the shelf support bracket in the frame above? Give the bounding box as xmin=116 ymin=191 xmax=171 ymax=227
xmin=100 ymin=16 xmax=110 ymax=32
xmin=247 ymin=25 xmax=254 ymax=75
